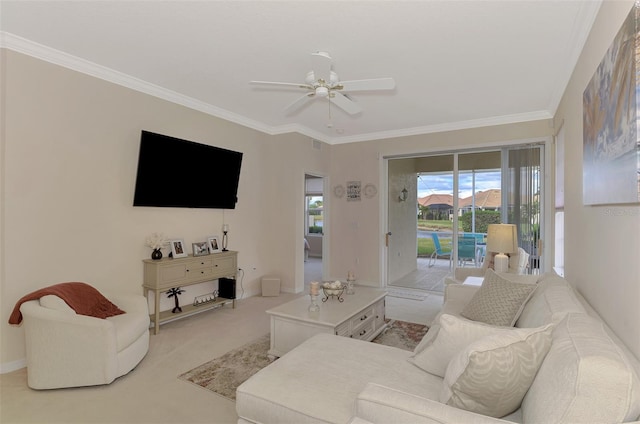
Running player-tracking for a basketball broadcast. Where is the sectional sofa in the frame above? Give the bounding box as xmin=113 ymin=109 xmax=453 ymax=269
xmin=236 ymin=270 xmax=640 ymax=424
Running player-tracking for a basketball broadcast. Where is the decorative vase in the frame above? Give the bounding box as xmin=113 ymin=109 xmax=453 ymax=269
xmin=151 ymin=249 xmax=163 ymax=260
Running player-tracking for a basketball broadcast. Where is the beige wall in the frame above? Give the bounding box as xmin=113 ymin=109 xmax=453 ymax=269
xmin=553 ymin=0 xmax=640 ymax=358
xmin=0 ymin=50 xmax=330 ymax=369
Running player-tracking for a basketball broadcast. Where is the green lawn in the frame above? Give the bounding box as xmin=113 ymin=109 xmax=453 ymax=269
xmin=417 ymin=220 xmax=452 ymax=256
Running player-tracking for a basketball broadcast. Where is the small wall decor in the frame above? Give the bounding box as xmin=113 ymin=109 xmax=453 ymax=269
xmin=169 ymin=239 xmax=188 ymax=258
xmin=333 ymin=184 xmax=345 ymax=198
xmin=364 ymin=183 xmax=378 ymax=199
xmin=207 ymin=236 xmax=221 ymax=253
xmin=583 ymin=3 xmax=640 ymax=205
xmin=346 ymin=181 xmax=361 ymax=202
xmin=192 ymin=241 xmax=209 ymax=257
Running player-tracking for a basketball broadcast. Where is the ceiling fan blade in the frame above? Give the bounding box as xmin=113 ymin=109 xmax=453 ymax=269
xmin=250 ymin=80 xmax=313 ymax=90
xmin=284 ymin=93 xmax=314 ymax=115
xmin=311 ymin=51 xmax=332 ymax=84
xmin=330 ymin=91 xmax=362 ymax=115
xmin=337 ymin=78 xmax=396 ymax=92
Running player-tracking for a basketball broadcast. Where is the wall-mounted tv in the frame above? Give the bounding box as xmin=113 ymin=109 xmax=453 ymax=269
xmin=133 ymin=131 xmax=243 ymax=209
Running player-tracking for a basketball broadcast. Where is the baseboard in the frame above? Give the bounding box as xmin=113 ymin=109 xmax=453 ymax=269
xmin=1 ymin=358 xmax=26 ymax=374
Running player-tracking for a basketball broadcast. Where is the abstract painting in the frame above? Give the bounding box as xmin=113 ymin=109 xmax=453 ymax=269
xmin=583 ymin=4 xmax=640 ymax=205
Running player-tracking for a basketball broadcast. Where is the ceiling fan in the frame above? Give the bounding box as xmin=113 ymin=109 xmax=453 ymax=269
xmin=249 ymin=51 xmax=395 ymax=116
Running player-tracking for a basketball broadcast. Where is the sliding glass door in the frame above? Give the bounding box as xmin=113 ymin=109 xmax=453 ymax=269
xmin=386 ymin=143 xmax=546 ymax=289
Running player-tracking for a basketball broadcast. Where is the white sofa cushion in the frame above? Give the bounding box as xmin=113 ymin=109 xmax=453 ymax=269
xmin=440 ymin=323 xmax=553 ymax=417
xmin=516 ymin=271 xmax=585 ymax=328
xmin=522 ymin=313 xmax=640 ymax=423
xmin=236 ymin=333 xmax=443 ymax=424
xmin=356 ymin=383 xmax=514 ymax=424
xmin=461 ymin=270 xmax=536 ymax=326
xmin=410 ymin=314 xmax=548 ymax=379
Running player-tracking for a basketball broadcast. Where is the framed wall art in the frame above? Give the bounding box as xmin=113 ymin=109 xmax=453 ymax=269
xmin=346 ymin=181 xmax=361 ymax=202
xmin=169 ymin=239 xmax=188 ymax=258
xmin=583 ymin=3 xmax=640 ymax=205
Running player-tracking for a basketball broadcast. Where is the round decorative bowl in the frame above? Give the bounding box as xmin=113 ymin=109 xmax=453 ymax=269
xmin=321 ymin=282 xmax=346 ymax=302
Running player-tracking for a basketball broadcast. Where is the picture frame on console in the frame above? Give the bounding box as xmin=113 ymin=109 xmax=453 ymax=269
xmin=207 ymin=236 xmax=221 ymax=253
xmin=192 ymin=242 xmax=209 ymax=257
xmin=170 ymin=239 xmax=188 ymax=258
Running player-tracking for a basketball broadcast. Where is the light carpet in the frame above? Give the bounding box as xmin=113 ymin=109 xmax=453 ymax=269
xmin=179 ymin=320 xmax=428 ymax=401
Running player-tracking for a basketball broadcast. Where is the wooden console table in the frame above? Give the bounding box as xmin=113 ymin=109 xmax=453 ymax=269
xmin=142 ymin=251 xmax=237 ymax=334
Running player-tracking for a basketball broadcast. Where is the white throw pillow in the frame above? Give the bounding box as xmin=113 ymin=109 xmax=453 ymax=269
xmin=461 ymin=269 xmax=536 ymax=326
xmin=409 ymin=314 xmax=544 ymax=378
xmin=440 ymin=323 xmax=553 ymax=418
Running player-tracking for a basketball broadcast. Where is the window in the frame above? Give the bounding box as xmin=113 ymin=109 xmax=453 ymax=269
xmin=305 ymin=175 xmax=324 ymax=236
xmin=306 ymin=195 xmax=323 ymax=235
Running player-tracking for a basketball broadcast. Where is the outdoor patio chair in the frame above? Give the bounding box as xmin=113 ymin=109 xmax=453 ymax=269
xmin=428 ymin=233 xmax=451 ymax=267
xmin=455 ymin=235 xmax=477 ymax=267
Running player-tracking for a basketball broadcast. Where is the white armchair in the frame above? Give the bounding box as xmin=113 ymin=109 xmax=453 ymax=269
xmin=19 ymin=292 xmax=150 ymax=389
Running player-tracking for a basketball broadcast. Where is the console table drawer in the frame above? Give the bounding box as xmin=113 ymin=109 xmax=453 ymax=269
xmin=189 ymin=257 xmax=214 ymax=270
xmin=213 ymin=255 xmax=236 ymax=275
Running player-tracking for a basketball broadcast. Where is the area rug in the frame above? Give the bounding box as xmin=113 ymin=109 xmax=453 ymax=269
xmin=178 ymin=320 xmax=428 ymax=401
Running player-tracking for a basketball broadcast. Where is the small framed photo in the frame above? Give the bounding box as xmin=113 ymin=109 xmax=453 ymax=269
xmin=207 ymin=236 xmax=221 ymax=253
xmin=169 ymin=239 xmax=188 ymax=258
xmin=192 ymin=241 xmax=209 ymax=257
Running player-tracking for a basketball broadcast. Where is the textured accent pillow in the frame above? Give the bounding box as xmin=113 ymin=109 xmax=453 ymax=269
xmin=440 ymin=323 xmax=553 ymax=418
xmin=461 ymin=269 xmax=536 ymax=326
xmin=409 ymin=314 xmax=543 ymax=378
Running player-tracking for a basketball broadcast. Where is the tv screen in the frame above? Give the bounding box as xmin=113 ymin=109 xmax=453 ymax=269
xmin=133 ymin=131 xmax=243 ymax=209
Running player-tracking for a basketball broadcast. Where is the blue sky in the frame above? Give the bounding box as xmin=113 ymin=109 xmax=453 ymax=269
xmin=417 ymin=171 xmax=501 ymax=198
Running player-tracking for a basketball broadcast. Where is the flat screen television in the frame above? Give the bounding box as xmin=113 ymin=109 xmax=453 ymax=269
xmin=133 ymin=131 xmax=243 ymax=209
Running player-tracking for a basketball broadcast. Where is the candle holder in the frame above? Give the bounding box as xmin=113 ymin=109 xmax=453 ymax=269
xmin=222 ymin=224 xmax=229 ymax=252
xmin=346 ymin=278 xmax=355 ymax=295
xmin=308 ymin=294 xmax=320 ymax=312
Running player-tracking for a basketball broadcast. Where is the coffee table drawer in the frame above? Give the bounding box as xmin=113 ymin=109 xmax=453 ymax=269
xmin=349 ymin=306 xmax=375 ymax=329
xmin=352 ymin=321 xmax=375 ymax=340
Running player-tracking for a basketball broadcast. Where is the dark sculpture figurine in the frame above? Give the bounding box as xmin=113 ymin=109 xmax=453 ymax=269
xmin=167 ymin=287 xmax=185 ymax=313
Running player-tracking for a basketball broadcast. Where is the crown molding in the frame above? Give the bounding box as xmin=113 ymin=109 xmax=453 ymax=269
xmin=545 ymin=1 xmax=602 ymax=114
xmin=0 ymin=31 xmax=557 ymax=146
xmin=328 ymin=110 xmax=554 ymax=145
xmin=0 ymin=32 xmax=281 ymax=136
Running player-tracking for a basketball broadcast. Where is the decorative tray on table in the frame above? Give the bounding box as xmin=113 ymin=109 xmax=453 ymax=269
xmin=321 ymin=281 xmax=345 ymax=302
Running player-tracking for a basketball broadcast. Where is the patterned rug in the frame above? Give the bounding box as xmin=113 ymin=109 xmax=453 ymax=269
xmin=178 ymin=320 xmax=428 ymax=401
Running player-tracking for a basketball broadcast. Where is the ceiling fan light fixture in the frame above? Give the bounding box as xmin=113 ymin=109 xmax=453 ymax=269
xmin=315 ymin=86 xmax=329 ymax=97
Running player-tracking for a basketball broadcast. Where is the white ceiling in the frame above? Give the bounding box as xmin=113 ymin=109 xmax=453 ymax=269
xmin=1 ymin=1 xmax=601 ymax=145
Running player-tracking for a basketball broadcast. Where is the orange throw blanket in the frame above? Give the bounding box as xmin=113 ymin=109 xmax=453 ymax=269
xmin=9 ymin=282 xmax=125 ymax=325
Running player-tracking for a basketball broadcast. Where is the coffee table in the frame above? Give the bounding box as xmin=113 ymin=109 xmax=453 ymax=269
xmin=266 ymin=286 xmax=387 ymax=358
